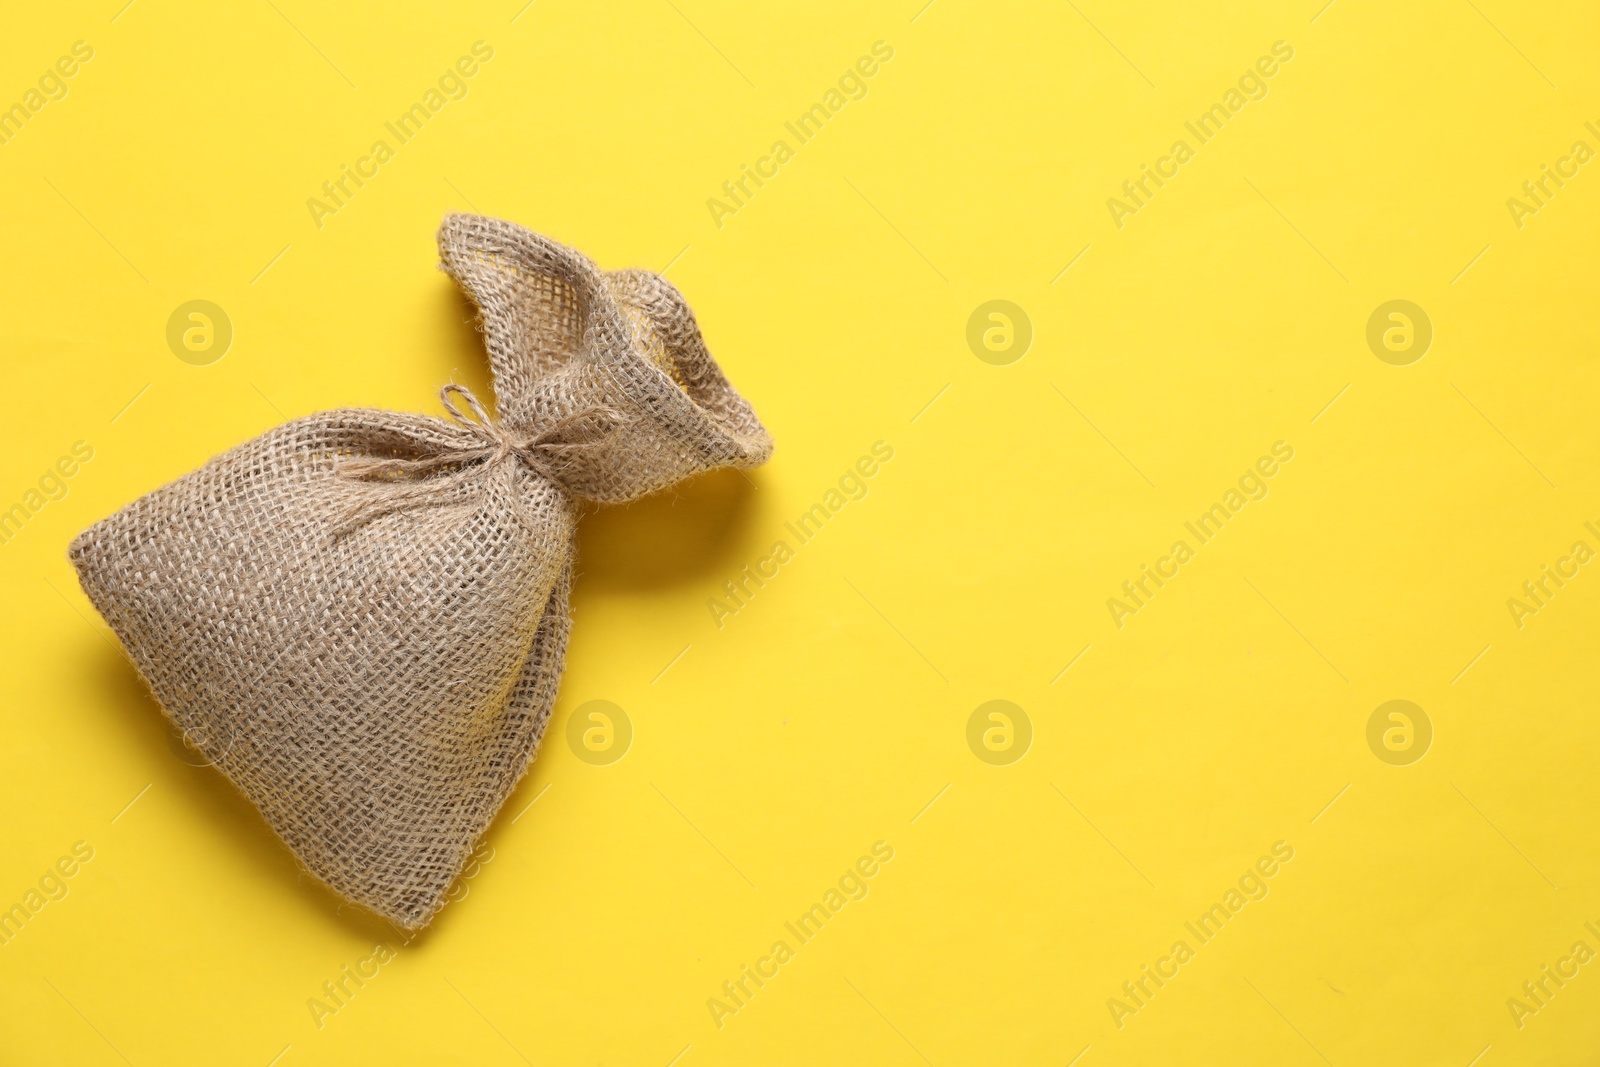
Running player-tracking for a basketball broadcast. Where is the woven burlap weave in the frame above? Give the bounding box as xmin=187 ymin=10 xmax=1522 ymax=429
xmin=70 ymin=214 xmax=772 ymax=928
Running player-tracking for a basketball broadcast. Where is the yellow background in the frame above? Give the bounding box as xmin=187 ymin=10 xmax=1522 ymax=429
xmin=3 ymin=0 xmax=1599 ymax=1063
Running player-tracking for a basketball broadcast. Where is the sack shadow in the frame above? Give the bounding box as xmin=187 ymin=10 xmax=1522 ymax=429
xmin=573 ymin=467 xmax=763 ymax=591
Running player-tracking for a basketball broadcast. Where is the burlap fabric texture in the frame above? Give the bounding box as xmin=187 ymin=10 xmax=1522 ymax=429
xmin=70 ymin=214 xmax=773 ymax=928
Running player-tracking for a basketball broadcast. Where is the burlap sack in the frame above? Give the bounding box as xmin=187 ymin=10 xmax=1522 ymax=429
xmin=70 ymin=214 xmax=772 ymax=928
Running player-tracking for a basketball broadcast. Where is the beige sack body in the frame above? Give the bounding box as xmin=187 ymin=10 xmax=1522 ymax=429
xmin=69 ymin=214 xmax=772 ymax=928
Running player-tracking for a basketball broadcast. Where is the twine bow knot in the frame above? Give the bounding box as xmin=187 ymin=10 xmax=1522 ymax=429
xmin=334 ymin=384 xmax=625 ymax=534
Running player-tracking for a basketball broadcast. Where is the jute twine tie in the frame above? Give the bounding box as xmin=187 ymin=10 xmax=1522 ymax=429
xmin=333 ymin=383 xmax=625 ymax=533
